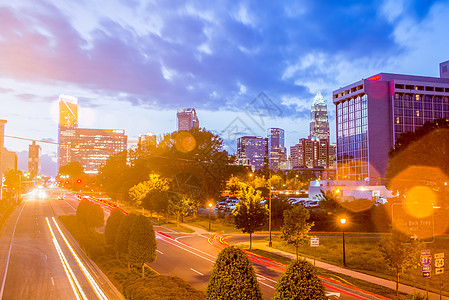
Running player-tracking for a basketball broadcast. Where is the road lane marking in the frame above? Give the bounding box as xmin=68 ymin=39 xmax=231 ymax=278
xmin=51 ymin=277 xmax=55 ymax=285
xmin=52 ymin=217 xmax=108 ymax=300
xmin=190 ymin=268 xmax=203 ymax=276
xmin=156 ymin=250 xmax=164 ymax=254
xmin=0 ymin=200 xmax=27 ymax=299
xmin=157 ymin=235 xmax=216 ymax=263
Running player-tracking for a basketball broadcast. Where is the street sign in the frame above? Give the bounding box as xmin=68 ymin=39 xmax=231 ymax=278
xmin=422 ymin=266 xmax=431 ymax=272
xmin=421 ymin=251 xmax=432 ymax=266
xmin=310 ymin=237 xmax=319 ymax=247
xmin=435 ymin=258 xmax=444 ymax=268
xmin=435 ymin=253 xmax=444 ymax=259
xmin=434 ymin=253 xmax=444 ymax=275
xmin=435 ymin=268 xmax=444 ymax=275
xmin=423 ymin=271 xmax=431 ymax=278
xmin=392 ymin=204 xmax=434 ymax=242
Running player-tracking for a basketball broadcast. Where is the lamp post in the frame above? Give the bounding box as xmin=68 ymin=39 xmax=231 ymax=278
xmin=340 ymin=217 xmax=347 ymax=267
xmin=208 ymin=203 xmax=213 ymax=231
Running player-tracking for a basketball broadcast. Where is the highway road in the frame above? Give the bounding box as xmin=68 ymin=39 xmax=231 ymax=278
xmin=0 ymin=188 xmax=123 ymax=300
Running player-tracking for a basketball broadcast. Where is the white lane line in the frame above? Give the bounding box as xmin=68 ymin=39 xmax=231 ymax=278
xmin=175 ymin=235 xmax=194 ymax=242
xmin=157 ymin=233 xmax=216 ymax=259
xmin=190 ymin=268 xmax=203 ymax=276
xmin=156 ymin=250 xmax=164 ymax=255
xmin=157 ymin=235 xmax=216 ymax=263
xmin=51 ymin=277 xmax=55 ymax=286
xmin=0 ymin=201 xmax=27 ymax=299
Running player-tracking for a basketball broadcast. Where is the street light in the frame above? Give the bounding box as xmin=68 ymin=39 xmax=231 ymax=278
xmin=208 ymin=203 xmax=213 ymax=231
xmin=340 ymin=217 xmax=347 ymax=267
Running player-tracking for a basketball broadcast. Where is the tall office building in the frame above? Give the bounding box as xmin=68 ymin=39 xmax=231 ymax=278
xmin=268 ymin=128 xmax=286 ymax=169
xmin=333 ymin=68 xmax=449 ymax=184
xmin=177 ymin=108 xmax=199 ymax=131
xmin=237 ymin=136 xmax=268 ymax=169
xmin=309 ymin=91 xmax=330 ymax=141
xmin=290 ymin=137 xmax=330 ymax=169
xmin=28 ymin=141 xmax=41 ymax=176
xmin=71 ymin=129 xmax=127 ymax=174
xmin=58 ymin=94 xmax=78 ymax=170
xmin=441 ymin=60 xmax=449 ymax=79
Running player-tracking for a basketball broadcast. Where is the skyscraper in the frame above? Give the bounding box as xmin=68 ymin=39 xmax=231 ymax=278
xmin=333 ymin=69 xmax=449 ymax=184
xmin=290 ymin=137 xmax=330 ymax=169
xmin=177 ymin=108 xmax=199 ymax=131
xmin=268 ymin=128 xmax=286 ymax=169
xmin=71 ymin=128 xmax=127 ymax=174
xmin=237 ymin=136 xmax=268 ymax=169
xmin=58 ymin=94 xmax=78 ymax=170
xmin=28 ymin=141 xmax=40 ymax=176
xmin=309 ymin=91 xmax=330 ymax=141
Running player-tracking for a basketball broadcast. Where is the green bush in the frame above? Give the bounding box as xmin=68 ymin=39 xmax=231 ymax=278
xmin=405 ymin=292 xmax=428 ymax=300
xmin=105 ymin=208 xmax=125 ymax=245
xmin=274 ymin=260 xmax=326 ymax=300
xmin=206 ymin=246 xmax=262 ymax=300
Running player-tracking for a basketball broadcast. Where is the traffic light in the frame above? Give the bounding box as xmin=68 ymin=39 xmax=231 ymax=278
xmin=77 ymin=179 xmax=82 ymax=184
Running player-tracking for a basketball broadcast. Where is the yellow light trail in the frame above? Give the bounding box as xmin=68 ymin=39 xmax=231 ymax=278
xmin=52 ymin=217 xmax=108 ymax=300
xmin=45 ymin=217 xmax=85 ymax=300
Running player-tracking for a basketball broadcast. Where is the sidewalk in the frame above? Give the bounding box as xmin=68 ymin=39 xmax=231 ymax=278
xmin=240 ymin=240 xmax=448 ymax=300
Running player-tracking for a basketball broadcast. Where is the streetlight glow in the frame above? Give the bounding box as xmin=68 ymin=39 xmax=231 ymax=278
xmin=340 ymin=218 xmax=346 ymax=224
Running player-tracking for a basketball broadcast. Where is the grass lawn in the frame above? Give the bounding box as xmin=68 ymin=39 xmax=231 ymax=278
xmin=261 ymin=234 xmax=449 ymax=297
xmin=182 ymin=215 xmax=238 ymax=234
xmin=248 ymin=248 xmax=407 ymax=300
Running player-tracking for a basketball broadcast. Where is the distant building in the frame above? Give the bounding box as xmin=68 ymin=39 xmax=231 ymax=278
xmin=309 ymin=91 xmax=330 ymax=141
xmin=138 ymin=133 xmax=157 ymax=149
xmin=177 ymin=108 xmax=199 ymax=131
xmin=237 ymin=136 xmax=268 ymax=169
xmin=440 ymin=60 xmax=449 ymax=79
xmin=333 ymin=66 xmax=449 ymax=184
xmin=268 ymin=128 xmax=286 ymax=170
xmin=71 ymin=128 xmax=127 ymax=174
xmin=2 ymin=148 xmax=17 ymax=173
xmin=290 ymin=137 xmax=330 ymax=169
xmin=58 ymin=94 xmax=78 ymax=170
xmin=57 ymin=94 xmax=127 ymax=173
xmin=28 ymin=141 xmax=41 ymax=176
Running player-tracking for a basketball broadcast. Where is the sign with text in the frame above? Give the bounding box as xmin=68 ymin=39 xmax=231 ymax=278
xmin=421 ymin=250 xmax=432 ymax=277
xmin=392 ymin=204 xmax=434 ymax=242
xmin=434 ymin=253 xmax=444 ymax=275
xmin=310 ymin=237 xmax=319 ymax=247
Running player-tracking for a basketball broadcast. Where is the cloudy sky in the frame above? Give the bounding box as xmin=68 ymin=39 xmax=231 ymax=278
xmin=1 ymin=0 xmax=448 ymax=176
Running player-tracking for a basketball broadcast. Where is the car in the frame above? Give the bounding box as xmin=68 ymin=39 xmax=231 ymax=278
xmin=288 ymin=198 xmax=306 ymax=205
xmin=303 ymin=200 xmax=320 ymax=208
xmin=57 ymin=196 xmax=64 ymax=200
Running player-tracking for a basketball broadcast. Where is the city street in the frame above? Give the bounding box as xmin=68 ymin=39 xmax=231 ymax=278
xmin=0 ymin=189 xmax=123 ymax=300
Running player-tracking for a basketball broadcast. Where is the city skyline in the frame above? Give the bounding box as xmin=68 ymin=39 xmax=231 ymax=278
xmin=1 ymin=0 xmax=449 ymax=176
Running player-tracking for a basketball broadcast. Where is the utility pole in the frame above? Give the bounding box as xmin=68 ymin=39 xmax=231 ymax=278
xmin=0 ymin=120 xmax=6 ymax=201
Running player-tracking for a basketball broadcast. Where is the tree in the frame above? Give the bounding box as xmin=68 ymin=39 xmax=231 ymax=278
xmin=273 ymin=260 xmax=326 ymax=300
xmin=58 ymin=161 xmax=84 ymax=178
xmin=105 ymin=208 xmax=125 ymax=245
xmin=206 ymin=246 xmax=262 ymax=300
xmin=233 ymin=187 xmax=268 ymax=249
xmin=386 ymin=119 xmax=449 ymax=200
xmin=115 ymin=213 xmax=137 ymax=264
xmin=379 ymin=228 xmax=423 ymax=295
xmin=168 ymin=192 xmax=190 ymax=225
xmin=128 ymin=214 xmax=157 ymax=278
xmin=270 ymin=174 xmax=284 ymax=190
xmin=76 ymin=199 xmax=104 ymax=231
xmin=281 ymin=206 xmax=314 ymax=260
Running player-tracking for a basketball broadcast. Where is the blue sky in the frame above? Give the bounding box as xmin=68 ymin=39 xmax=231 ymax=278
xmin=1 ymin=0 xmax=448 ymax=176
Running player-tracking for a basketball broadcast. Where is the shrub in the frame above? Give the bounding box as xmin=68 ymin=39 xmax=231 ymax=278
xmin=105 ymin=208 xmax=125 ymax=245
xmin=206 ymin=246 xmax=262 ymax=300
xmin=274 ymin=260 xmax=326 ymax=300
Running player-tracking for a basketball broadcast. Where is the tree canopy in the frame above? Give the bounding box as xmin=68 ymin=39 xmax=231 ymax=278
xmin=282 ymin=205 xmax=314 ymax=260
xmin=105 ymin=208 xmax=125 ymax=245
xmin=233 ymin=187 xmax=268 ymax=249
xmin=206 ymin=246 xmax=262 ymax=300
xmin=76 ymin=199 xmax=104 ymax=231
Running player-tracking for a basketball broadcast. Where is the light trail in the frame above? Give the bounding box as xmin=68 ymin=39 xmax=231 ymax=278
xmin=52 ymin=217 xmax=108 ymax=300
xmin=45 ymin=217 xmax=85 ymax=300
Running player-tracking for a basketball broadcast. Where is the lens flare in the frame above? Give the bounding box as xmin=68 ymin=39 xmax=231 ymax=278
xmin=404 ymin=186 xmax=435 ymax=219
xmin=175 ymin=132 xmax=196 ymax=153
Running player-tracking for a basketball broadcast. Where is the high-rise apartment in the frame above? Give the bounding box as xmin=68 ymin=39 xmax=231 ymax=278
xmin=309 ymin=91 xmax=330 ymax=141
xmin=28 ymin=141 xmax=40 ymax=176
xmin=333 ymin=68 xmax=449 ymax=184
xmin=58 ymin=94 xmax=78 ymax=170
xmin=177 ymin=108 xmax=199 ymax=131
xmin=268 ymin=128 xmax=286 ymax=169
xmin=237 ymin=136 xmax=268 ymax=169
xmin=71 ymin=129 xmax=127 ymax=174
